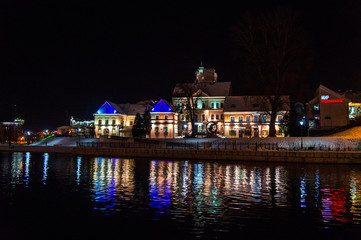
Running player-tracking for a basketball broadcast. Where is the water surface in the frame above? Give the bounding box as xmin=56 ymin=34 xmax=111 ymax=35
xmin=0 ymin=152 xmax=361 ymax=239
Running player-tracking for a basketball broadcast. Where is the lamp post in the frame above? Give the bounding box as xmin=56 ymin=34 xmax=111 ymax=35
xmin=299 ymin=121 xmax=304 ymax=149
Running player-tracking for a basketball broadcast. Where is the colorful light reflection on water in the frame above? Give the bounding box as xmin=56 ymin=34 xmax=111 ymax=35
xmin=1 ymin=152 xmax=361 ymax=239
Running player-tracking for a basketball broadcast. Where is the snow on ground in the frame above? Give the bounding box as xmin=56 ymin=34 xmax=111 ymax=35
xmin=31 ymin=137 xmax=99 ymax=147
xmin=29 ymin=129 xmax=361 ymax=151
xmin=329 ymin=126 xmax=361 ymax=138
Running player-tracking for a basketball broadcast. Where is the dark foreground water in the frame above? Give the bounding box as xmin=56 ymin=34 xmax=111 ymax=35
xmin=1 ymin=152 xmax=361 ymax=239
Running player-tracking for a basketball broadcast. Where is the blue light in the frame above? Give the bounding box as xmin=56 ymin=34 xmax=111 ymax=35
xmin=96 ymin=102 xmax=118 ymax=114
xmin=150 ymin=99 xmax=173 ymax=113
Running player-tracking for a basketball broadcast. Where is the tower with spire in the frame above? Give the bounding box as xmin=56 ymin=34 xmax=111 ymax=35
xmin=195 ymin=62 xmax=217 ymax=84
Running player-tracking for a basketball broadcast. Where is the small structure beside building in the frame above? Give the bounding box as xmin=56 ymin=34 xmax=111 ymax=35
xmin=307 ymin=85 xmax=350 ymax=129
xmin=150 ymin=99 xmax=179 ymax=138
xmin=342 ymin=90 xmax=361 ymax=123
xmin=70 ymin=116 xmax=95 ymax=138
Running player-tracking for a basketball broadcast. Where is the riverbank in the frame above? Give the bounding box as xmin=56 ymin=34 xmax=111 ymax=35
xmin=2 ymin=144 xmax=361 ymax=164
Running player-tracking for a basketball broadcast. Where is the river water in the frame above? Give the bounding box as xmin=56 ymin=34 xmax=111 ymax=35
xmin=0 ymin=152 xmax=361 ymax=239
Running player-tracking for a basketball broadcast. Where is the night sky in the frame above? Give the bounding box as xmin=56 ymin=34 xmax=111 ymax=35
xmin=1 ymin=0 xmax=361 ymax=130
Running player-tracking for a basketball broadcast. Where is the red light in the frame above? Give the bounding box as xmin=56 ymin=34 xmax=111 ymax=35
xmin=321 ymin=99 xmax=343 ymax=103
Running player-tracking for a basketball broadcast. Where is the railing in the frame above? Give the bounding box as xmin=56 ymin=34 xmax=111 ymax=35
xmin=77 ymin=139 xmax=361 ymax=151
xmin=76 ymin=141 xmax=282 ymax=151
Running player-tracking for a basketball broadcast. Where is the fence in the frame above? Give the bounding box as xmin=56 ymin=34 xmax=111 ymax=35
xmin=77 ymin=141 xmax=282 ymax=151
xmin=77 ymin=139 xmax=361 ymax=152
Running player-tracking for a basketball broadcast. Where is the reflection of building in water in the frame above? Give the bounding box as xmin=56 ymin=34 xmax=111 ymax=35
xmin=42 ymin=153 xmax=49 ymax=185
xmin=350 ymin=171 xmax=361 ymax=222
xmin=76 ymin=157 xmax=82 ymax=185
xmin=149 ymin=161 xmax=294 ymax=222
xmin=149 ymin=160 xmax=180 ymax=214
xmin=274 ymin=167 xmax=289 ymax=206
xmin=11 ymin=152 xmax=24 ymax=184
xmin=321 ymin=188 xmax=347 ymax=223
xmin=91 ymin=158 xmax=135 ymax=213
xmin=300 ymin=177 xmax=307 ymax=208
xmin=11 ymin=152 xmax=31 ymax=186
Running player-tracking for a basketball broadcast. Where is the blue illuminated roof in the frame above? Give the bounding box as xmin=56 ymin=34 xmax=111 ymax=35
xmin=150 ymin=99 xmax=176 ymax=113
xmin=95 ymin=101 xmax=124 ymax=114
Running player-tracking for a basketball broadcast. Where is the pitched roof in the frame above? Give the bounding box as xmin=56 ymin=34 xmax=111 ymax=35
xmin=96 ymin=101 xmax=153 ymax=115
xmin=224 ymin=96 xmax=290 ymax=112
xmin=172 ymin=82 xmax=232 ymax=97
xmin=118 ymin=103 xmax=151 ymax=115
xmin=150 ymin=99 xmax=177 ymax=113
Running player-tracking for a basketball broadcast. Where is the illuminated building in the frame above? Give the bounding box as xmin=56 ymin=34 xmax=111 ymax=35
xmin=0 ymin=118 xmax=25 ymax=143
xmin=340 ymin=91 xmax=361 ymax=122
xmin=70 ymin=116 xmax=95 ymax=137
xmin=94 ymin=101 xmax=153 ymax=138
xmin=307 ymin=85 xmax=350 ymax=129
xmin=150 ymin=99 xmax=179 ymax=138
xmin=223 ymin=96 xmax=290 ymax=138
xmin=172 ymin=65 xmax=232 ymax=136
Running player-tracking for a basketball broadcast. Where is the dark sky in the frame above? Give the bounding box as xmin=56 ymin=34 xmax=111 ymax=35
xmin=1 ymin=0 xmax=361 ymax=130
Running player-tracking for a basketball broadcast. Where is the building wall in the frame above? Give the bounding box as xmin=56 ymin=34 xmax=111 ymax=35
xmin=150 ymin=112 xmax=178 ymax=138
xmin=94 ymin=114 xmax=135 ymax=138
xmin=319 ymin=101 xmax=349 ymax=128
xmin=223 ymin=112 xmax=287 ymax=138
xmin=307 ymin=86 xmax=350 ymax=129
xmin=172 ymin=96 xmax=226 ymax=136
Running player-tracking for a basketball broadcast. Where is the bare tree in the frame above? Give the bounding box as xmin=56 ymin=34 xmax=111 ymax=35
xmin=233 ymin=7 xmax=312 ymax=136
xmin=173 ymin=83 xmax=205 ymax=138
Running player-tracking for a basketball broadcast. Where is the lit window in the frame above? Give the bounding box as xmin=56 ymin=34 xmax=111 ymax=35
xmin=350 ymin=106 xmax=355 ymax=114
xmin=230 ymin=116 xmax=235 ymax=123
